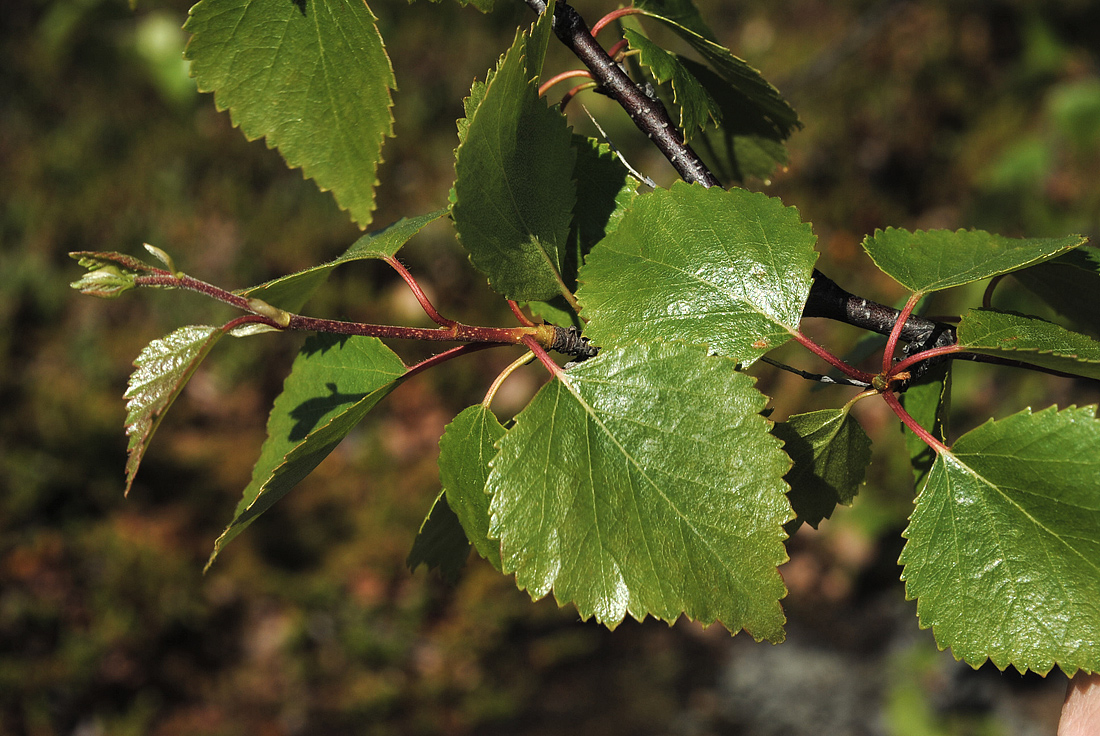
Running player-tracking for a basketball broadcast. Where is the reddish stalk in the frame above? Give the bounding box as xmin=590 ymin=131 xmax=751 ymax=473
xmin=539 ymin=69 xmax=594 ymax=97
xmin=888 ymin=343 xmax=963 ymax=378
xmin=560 ymin=82 xmax=597 ymax=111
xmin=606 ymin=39 xmax=629 ymax=60
xmin=790 ymin=331 xmax=876 ymax=383
xmin=882 ymin=292 xmax=923 ymax=374
xmin=384 ymin=256 xmax=456 ymax=327
xmin=522 ymin=334 xmax=564 ymax=377
xmin=591 ymin=6 xmax=644 ymax=37
xmin=508 ymin=300 xmax=537 ymax=327
xmin=405 ymin=343 xmax=503 ymax=380
xmin=881 ymin=389 xmax=949 ymax=455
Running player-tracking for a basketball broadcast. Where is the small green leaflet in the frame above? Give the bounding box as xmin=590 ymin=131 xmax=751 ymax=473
xmin=451 ymin=7 xmax=577 ymax=302
xmin=407 ymin=491 xmax=472 ymax=583
xmin=184 ymin=0 xmax=395 ymax=227
xmin=438 ymin=405 xmax=506 ymax=570
xmin=900 ymin=405 xmax=1100 ymax=675
xmin=957 ymin=309 xmax=1100 ymax=382
xmin=207 ymin=334 xmax=407 ymax=569
xmin=861 ymin=228 xmax=1086 ymax=294
xmin=1012 ymin=246 xmax=1100 ymax=334
xmin=773 ymin=408 xmax=871 ymax=532
xmin=239 ymin=209 xmax=448 ymax=312
xmin=124 ymin=325 xmax=226 ymax=495
xmin=486 ymin=343 xmax=792 ymax=640
xmin=624 ymin=29 xmax=721 ymax=136
xmin=577 ymin=183 xmax=818 ymax=364
xmin=69 ymin=250 xmax=163 ymax=299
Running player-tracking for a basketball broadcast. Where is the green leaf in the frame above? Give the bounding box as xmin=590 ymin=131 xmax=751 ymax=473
xmin=184 ymin=0 xmax=395 ymax=226
xmin=956 ymin=309 xmax=1100 ymax=381
xmin=861 ymin=228 xmax=1086 ymax=294
xmin=633 ymin=0 xmax=717 ymax=41
xmin=625 ymin=29 xmax=721 ymax=136
xmin=207 ymin=334 xmax=407 ymax=569
xmin=486 ymin=343 xmax=792 ymax=639
xmin=1012 ymin=246 xmax=1100 ymax=334
xmin=407 ymin=491 xmax=472 ymax=583
xmin=240 ymin=208 xmax=448 ymax=312
xmin=900 ymin=363 xmax=951 ymax=488
xmin=124 ymin=326 xmax=226 ymax=495
xmin=636 ymin=12 xmax=799 ymax=140
xmin=900 ymin=405 xmax=1100 ymax=675
xmin=451 ymin=20 xmax=578 ymax=302
xmin=438 ymin=405 xmax=506 ymax=570
xmin=773 ymin=407 xmax=871 ymax=532
xmin=577 ymin=183 xmax=818 ymax=364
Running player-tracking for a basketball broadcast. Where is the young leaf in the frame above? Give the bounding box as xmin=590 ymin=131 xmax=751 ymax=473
xmin=956 ymin=309 xmax=1100 ymax=381
xmin=1012 ymin=246 xmax=1100 ymax=334
xmin=861 ymin=228 xmax=1086 ymax=294
xmin=407 ymin=491 xmax=472 ymax=583
xmin=486 ymin=343 xmax=792 ymax=640
xmin=184 ymin=0 xmax=395 ymax=226
xmin=438 ymin=405 xmax=506 ymax=570
xmin=900 ymin=405 xmax=1100 ymax=675
xmin=577 ymin=183 xmax=818 ymax=364
xmin=635 ymin=12 xmax=800 ymax=141
xmin=207 ymin=334 xmax=407 ymax=568
xmin=451 ymin=20 xmax=578 ymax=302
xmin=773 ymin=407 xmax=871 ymax=532
xmin=624 ymin=29 xmax=722 ymax=136
xmin=239 ymin=208 xmax=448 ymax=312
xmin=124 ymin=326 xmax=226 ymax=495
xmin=900 ymin=364 xmax=951 ymax=488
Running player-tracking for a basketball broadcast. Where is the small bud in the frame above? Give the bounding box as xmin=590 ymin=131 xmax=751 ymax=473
xmin=246 ymin=297 xmax=292 ymax=327
xmin=143 ymin=243 xmax=179 ymax=275
xmin=70 ymin=266 xmax=138 ymax=299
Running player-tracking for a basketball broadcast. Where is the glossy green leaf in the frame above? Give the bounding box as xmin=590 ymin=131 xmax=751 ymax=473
xmin=438 ymin=405 xmax=506 ymax=570
xmin=486 ymin=343 xmax=792 ymax=639
xmin=451 ymin=10 xmax=576 ymax=302
xmin=773 ymin=407 xmax=871 ymax=532
xmin=636 ymin=12 xmax=799 ymax=140
xmin=184 ymin=0 xmax=395 ymax=226
xmin=862 ymin=228 xmax=1085 ymax=294
xmin=1012 ymin=246 xmax=1100 ymax=334
xmin=207 ymin=335 xmax=407 ymax=568
xmin=124 ymin=326 xmax=226 ymax=495
xmin=900 ymin=405 xmax=1100 ymax=674
xmin=239 ymin=209 xmax=448 ymax=312
xmin=577 ymin=183 xmax=818 ymax=364
xmin=625 ymin=30 xmax=721 ymax=136
xmin=407 ymin=491 xmax=472 ymax=583
xmin=901 ymin=363 xmax=951 ymax=488
xmin=957 ymin=309 xmax=1100 ymax=381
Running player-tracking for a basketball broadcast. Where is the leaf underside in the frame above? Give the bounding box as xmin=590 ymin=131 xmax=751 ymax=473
xmin=577 ymin=182 xmax=818 ymax=364
xmin=862 ymin=228 xmax=1085 ymax=293
xmin=486 ymin=343 xmax=792 ymax=640
xmin=900 ymin=405 xmax=1100 ymax=675
xmin=207 ymin=334 xmax=407 ymax=569
xmin=124 ymin=325 xmax=226 ymax=495
xmin=957 ymin=309 xmax=1100 ymax=382
xmin=184 ymin=0 xmax=396 ymax=227
xmin=1012 ymin=246 xmax=1100 ymax=334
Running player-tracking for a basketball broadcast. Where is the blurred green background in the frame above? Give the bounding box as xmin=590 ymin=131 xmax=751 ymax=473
xmin=4 ymin=0 xmax=1100 ymax=733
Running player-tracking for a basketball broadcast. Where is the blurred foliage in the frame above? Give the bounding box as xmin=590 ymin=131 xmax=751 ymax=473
xmin=4 ymin=0 xmax=1100 ymax=733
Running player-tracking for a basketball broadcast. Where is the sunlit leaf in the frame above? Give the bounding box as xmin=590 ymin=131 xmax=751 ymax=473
xmin=124 ymin=326 xmax=226 ymax=495
xmin=577 ymin=183 xmax=818 ymax=364
xmin=240 ymin=209 xmax=448 ymax=312
xmin=625 ymin=29 xmax=721 ymax=136
xmin=900 ymin=405 xmax=1100 ymax=674
xmin=486 ymin=343 xmax=791 ymax=639
xmin=862 ymin=228 xmax=1085 ymax=294
xmin=1012 ymin=246 xmax=1100 ymax=334
xmin=207 ymin=334 xmax=407 ymax=568
xmin=184 ymin=0 xmax=395 ymax=226
xmin=956 ymin=309 xmax=1100 ymax=382
xmin=773 ymin=407 xmax=871 ymax=531
xmin=438 ymin=405 xmax=506 ymax=570
xmin=451 ymin=9 xmax=576 ymax=302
